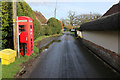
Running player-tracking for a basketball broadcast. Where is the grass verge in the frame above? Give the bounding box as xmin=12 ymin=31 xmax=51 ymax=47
xmin=70 ymin=32 xmax=75 ymax=35
xmin=34 ymin=33 xmax=63 ymax=42
xmin=2 ymin=46 xmax=38 ymax=78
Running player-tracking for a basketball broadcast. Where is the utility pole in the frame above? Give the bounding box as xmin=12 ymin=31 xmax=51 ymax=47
xmin=54 ymin=8 xmax=56 ymax=18
xmin=90 ymin=12 xmax=92 ymax=19
xmin=13 ymin=0 xmax=18 ymax=57
xmin=54 ymin=0 xmax=57 ymax=18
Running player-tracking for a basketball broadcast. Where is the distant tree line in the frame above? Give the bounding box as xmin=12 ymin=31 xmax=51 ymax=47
xmin=61 ymin=11 xmax=102 ymax=27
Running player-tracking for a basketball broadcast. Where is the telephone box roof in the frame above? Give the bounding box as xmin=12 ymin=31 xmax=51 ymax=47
xmin=18 ymin=16 xmax=33 ymax=21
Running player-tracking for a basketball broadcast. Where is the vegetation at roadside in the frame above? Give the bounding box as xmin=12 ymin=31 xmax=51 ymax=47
xmin=34 ymin=33 xmax=63 ymax=43
xmin=0 ymin=2 xmax=2 ymax=50
xmin=1 ymin=2 xmax=13 ymax=49
xmin=34 ymin=35 xmax=50 ymax=42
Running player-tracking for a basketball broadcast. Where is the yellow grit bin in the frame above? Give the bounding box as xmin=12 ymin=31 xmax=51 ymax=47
xmin=0 ymin=49 xmax=16 ymax=65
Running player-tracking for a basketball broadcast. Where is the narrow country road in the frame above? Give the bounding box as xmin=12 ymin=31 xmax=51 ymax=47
xmin=29 ymin=32 xmax=119 ymax=78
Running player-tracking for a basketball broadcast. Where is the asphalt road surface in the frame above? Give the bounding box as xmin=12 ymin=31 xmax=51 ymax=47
xmin=29 ymin=32 xmax=120 ymax=78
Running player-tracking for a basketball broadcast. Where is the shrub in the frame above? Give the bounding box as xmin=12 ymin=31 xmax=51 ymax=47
xmin=47 ymin=18 xmax=61 ymax=35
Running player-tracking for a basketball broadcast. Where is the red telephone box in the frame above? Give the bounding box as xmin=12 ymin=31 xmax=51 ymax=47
xmin=18 ymin=16 xmax=34 ymax=56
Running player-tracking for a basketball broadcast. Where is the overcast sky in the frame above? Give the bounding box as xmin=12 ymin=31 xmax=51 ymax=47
xmin=25 ymin=0 xmax=119 ymax=20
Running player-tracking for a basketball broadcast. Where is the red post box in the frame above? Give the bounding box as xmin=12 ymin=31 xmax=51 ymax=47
xmin=18 ymin=16 xmax=34 ymax=56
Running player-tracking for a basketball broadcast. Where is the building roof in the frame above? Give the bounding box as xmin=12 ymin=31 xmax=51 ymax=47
xmin=102 ymin=3 xmax=120 ymax=17
xmin=79 ymin=12 xmax=120 ymax=31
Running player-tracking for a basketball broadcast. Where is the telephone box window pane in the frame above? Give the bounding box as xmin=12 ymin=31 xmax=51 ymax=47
xmin=19 ymin=25 xmax=26 ymax=33
xmin=30 ymin=29 xmax=32 ymax=32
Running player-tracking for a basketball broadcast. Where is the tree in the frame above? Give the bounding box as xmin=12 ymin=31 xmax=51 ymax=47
xmin=74 ymin=13 xmax=102 ymax=26
xmin=92 ymin=13 xmax=101 ymax=19
xmin=60 ymin=18 xmax=70 ymax=26
xmin=67 ymin=11 xmax=102 ymax=26
xmin=68 ymin=11 xmax=76 ymax=26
